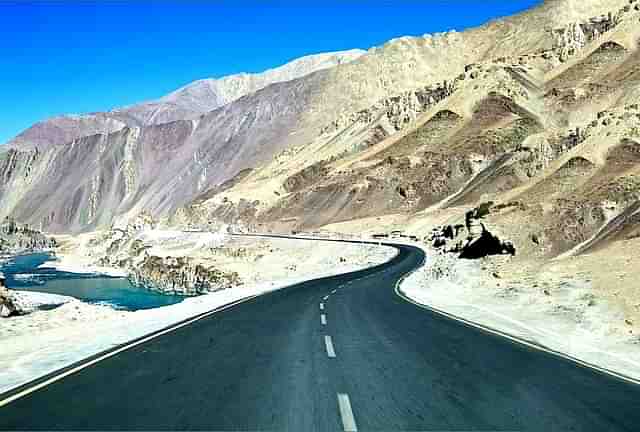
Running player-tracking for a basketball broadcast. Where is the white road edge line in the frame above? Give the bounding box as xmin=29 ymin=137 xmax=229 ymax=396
xmin=337 ymin=393 xmax=358 ymax=431
xmin=320 ymin=303 xmax=324 ymax=310
xmin=321 ymin=314 xmax=327 ymax=325
xmin=393 ymin=253 xmax=640 ymax=386
xmin=324 ymin=335 xmax=336 ymax=358
xmin=0 ymin=293 xmax=262 ymax=408
xmin=0 ymin=233 xmax=396 ymax=407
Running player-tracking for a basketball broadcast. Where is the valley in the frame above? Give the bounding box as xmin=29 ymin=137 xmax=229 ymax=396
xmin=2 ymin=1 xmax=640 ymax=429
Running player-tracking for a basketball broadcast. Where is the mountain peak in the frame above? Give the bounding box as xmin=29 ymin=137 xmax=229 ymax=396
xmin=157 ymin=49 xmax=366 ymax=114
xmin=6 ymin=49 xmax=365 ymax=149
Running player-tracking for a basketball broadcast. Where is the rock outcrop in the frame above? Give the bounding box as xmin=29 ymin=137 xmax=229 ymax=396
xmin=0 ymin=274 xmax=21 ymax=318
xmin=129 ymin=255 xmax=240 ymax=296
xmin=7 ymin=50 xmax=366 ymax=151
xmin=0 ymin=219 xmax=56 ymax=317
xmin=0 ymin=217 xmax=56 ymax=255
xmin=429 ymin=203 xmax=516 ymax=259
xmin=87 ymin=214 xmax=240 ymax=296
xmin=319 ymin=79 xmax=457 ymax=137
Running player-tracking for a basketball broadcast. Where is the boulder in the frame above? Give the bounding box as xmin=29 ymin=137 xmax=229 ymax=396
xmin=129 ymin=255 xmax=241 ymax=296
xmin=442 ymin=225 xmax=455 ymax=239
xmin=459 ymin=224 xmax=517 ymax=259
xmin=0 ymin=275 xmax=21 ymax=318
xmin=432 ymin=236 xmax=447 ymax=248
xmin=429 ymin=203 xmax=516 ymax=259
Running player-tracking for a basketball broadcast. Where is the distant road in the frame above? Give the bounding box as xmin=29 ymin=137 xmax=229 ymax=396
xmin=1 ymin=237 xmax=640 ymax=431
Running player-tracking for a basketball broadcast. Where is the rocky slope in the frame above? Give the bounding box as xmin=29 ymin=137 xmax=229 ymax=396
xmin=5 ymin=50 xmax=365 ymax=151
xmin=167 ymin=0 xmax=640 ymax=330
xmin=0 ymin=50 xmax=365 ymax=232
xmin=2 ymin=0 xmax=640 ymax=308
xmin=0 ymin=219 xmax=57 ymax=317
xmin=2 ymin=0 xmax=630 ymax=233
xmin=0 ymin=217 xmax=56 ymax=256
xmin=187 ymin=0 xmax=640 ymax=257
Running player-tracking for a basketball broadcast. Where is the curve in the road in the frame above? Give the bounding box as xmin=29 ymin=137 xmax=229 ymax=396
xmin=1 ymin=240 xmax=640 ymax=431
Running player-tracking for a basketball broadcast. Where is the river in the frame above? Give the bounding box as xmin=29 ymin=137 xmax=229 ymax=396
xmin=0 ymin=253 xmax=184 ymax=311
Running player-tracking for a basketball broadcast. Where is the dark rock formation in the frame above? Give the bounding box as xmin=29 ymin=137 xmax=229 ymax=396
xmin=459 ymin=224 xmax=516 ymax=259
xmin=430 ymin=202 xmax=516 ymax=259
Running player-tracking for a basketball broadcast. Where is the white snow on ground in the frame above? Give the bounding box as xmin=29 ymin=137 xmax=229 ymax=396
xmin=139 ymin=230 xmax=227 ymax=258
xmin=44 ymin=229 xmax=229 ymax=277
xmin=38 ymin=255 xmax=128 ymax=278
xmin=41 ymin=231 xmax=128 ymax=277
xmin=0 ymin=240 xmax=396 ymax=394
xmin=9 ymin=291 xmax=74 ymax=314
xmin=398 ymin=246 xmax=640 ymax=383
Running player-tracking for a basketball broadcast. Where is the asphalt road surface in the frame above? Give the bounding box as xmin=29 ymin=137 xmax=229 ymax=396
xmin=2 ymin=240 xmax=640 ymax=431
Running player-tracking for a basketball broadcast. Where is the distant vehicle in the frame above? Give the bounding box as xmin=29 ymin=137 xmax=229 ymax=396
xmin=372 ymin=233 xmax=388 ymax=239
xmin=183 ymin=227 xmax=203 ymax=232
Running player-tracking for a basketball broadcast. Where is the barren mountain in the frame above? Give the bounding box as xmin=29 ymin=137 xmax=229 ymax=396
xmin=112 ymin=49 xmax=366 ymax=126
xmin=4 ymin=0 xmax=640 ymax=388
xmin=169 ymin=0 xmax=640 ymax=330
xmin=2 ymin=0 xmax=637 ymax=246
xmin=185 ymin=0 xmax=639 ymax=240
xmin=5 ymin=49 xmax=365 ymax=151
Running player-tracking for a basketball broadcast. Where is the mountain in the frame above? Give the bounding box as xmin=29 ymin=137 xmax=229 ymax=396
xmin=111 ymin=49 xmax=366 ymax=127
xmin=162 ymin=50 xmax=366 ymax=113
xmin=1 ymin=0 xmax=637 ymax=240
xmin=164 ymin=0 xmax=640 ymax=335
xmin=5 ymin=49 xmax=365 ymax=151
xmin=178 ymin=0 xmax=640 ymax=261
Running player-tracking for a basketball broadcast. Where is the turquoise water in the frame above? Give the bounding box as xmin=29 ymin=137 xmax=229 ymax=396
xmin=0 ymin=253 xmax=184 ymax=311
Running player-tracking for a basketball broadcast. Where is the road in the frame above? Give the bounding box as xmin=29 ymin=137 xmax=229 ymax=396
xmin=577 ymin=200 xmax=640 ymax=256
xmin=1 ymin=240 xmax=640 ymax=431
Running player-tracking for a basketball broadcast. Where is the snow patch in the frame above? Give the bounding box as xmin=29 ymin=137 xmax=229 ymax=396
xmin=398 ymin=246 xmax=640 ymax=383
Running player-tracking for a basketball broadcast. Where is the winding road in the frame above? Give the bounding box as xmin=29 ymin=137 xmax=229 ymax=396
xmin=1 ymin=240 xmax=640 ymax=431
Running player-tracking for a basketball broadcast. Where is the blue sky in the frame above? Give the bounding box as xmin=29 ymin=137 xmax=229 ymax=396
xmin=0 ymin=0 xmax=541 ymax=144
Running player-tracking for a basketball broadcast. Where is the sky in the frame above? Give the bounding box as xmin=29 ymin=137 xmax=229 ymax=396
xmin=0 ymin=0 xmax=541 ymax=144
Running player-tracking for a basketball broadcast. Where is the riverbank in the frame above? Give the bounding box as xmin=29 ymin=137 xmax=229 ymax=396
xmin=0 ymin=237 xmax=396 ymax=394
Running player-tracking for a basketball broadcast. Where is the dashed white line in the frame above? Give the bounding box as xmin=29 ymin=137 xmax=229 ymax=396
xmin=323 ymin=295 xmax=329 ymax=301
xmin=337 ymin=393 xmax=358 ymax=431
xmin=320 ymin=303 xmax=325 ymax=311
xmin=324 ymin=335 xmax=336 ymax=358
xmin=331 ymin=289 xmax=337 ymax=294
xmin=321 ymin=314 xmax=327 ymax=325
